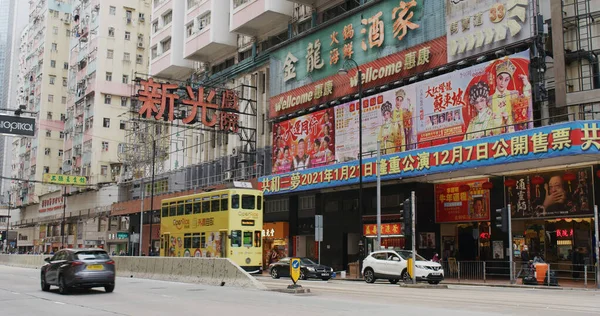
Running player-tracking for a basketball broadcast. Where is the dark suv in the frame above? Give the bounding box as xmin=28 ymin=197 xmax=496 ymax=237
xmin=41 ymin=248 xmax=116 ymax=294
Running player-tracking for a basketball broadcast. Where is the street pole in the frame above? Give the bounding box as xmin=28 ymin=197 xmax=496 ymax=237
xmin=376 ymin=141 xmax=381 ymax=249
xmin=508 ymin=203 xmax=514 ymax=284
xmin=3 ymin=192 xmax=10 ymax=253
xmin=61 ymin=186 xmax=66 ymax=249
xmin=594 ymin=205 xmax=599 ymax=289
xmin=357 ymin=67 xmax=364 ymax=275
xmin=148 ymin=140 xmax=156 ymax=256
xmin=410 ymin=191 xmax=416 ymax=284
xmin=139 ymin=177 xmax=144 ymax=256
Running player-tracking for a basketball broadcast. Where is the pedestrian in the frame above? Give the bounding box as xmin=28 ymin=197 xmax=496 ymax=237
xmin=432 ymin=253 xmax=440 ymax=263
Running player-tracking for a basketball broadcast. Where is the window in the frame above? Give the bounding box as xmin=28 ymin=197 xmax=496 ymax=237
xmin=136 ymin=54 xmax=143 ymax=64
xmin=233 ymin=0 xmax=250 ymax=9
xmin=120 ymin=120 xmax=126 ymax=130
xmin=230 ymin=230 xmax=241 ymax=247
xmin=211 ymin=197 xmax=220 ymax=212
xmin=161 ymin=37 xmax=171 ymax=52
xmin=193 ymin=200 xmax=201 ymax=214
xmin=187 ymin=0 xmax=198 ymax=9
xmin=118 ymin=143 xmax=125 ymax=153
xmin=177 ymin=203 xmax=184 ymax=216
xmin=184 ymin=234 xmax=192 ymax=248
xmin=102 ymin=142 xmax=109 ymax=151
xmin=162 ymin=11 xmax=172 ymax=25
xmin=66 ymin=29 xmax=70 ymax=37
xmin=221 ymin=197 xmax=228 ymax=211
xmin=47 ymin=112 xmax=53 ymax=120
xmin=44 ymin=148 xmax=51 ymax=155
xmin=202 ymin=198 xmax=210 ymax=213
xmin=121 ymin=97 xmax=128 ymax=107
xmin=151 ymin=46 xmax=158 ymax=59
xmin=169 ymin=203 xmax=176 ymax=216
xmin=191 ymin=234 xmax=200 ymax=248
xmin=43 ymin=166 xmax=50 ymax=173
xmin=62 ymin=77 xmax=67 ymax=87
xmin=152 ymin=21 xmax=159 ymax=33
xmin=106 ymin=72 xmax=112 ymax=81
xmin=107 ymin=49 xmax=114 ymax=59
xmin=123 ymin=52 xmax=130 ymax=61
xmin=104 ymin=94 xmax=111 ymax=104
xmin=122 ymin=75 xmax=129 ymax=84
xmin=198 ymin=13 xmax=211 ymax=30
xmin=51 ymin=43 xmax=57 ymax=51
xmin=101 ymin=165 xmax=108 ymax=175
xmin=64 ymin=62 xmax=69 ymax=70
xmin=49 ymin=75 xmax=56 ymax=85
xmin=53 ymin=10 xmax=59 ymax=18
xmin=59 ymin=132 xmax=64 ymax=139
xmin=75 ymin=250 xmax=109 ymax=260
xmin=108 ymin=27 xmax=115 ymax=37
xmin=50 ymin=60 xmax=56 ymax=68
xmin=45 ymin=130 xmax=51 ymax=137
xmin=61 ymin=113 xmax=66 ymax=121
xmin=125 ymin=32 xmax=131 ymax=40
xmin=139 ymin=13 xmax=145 ymax=21
xmin=109 ymin=6 xmax=116 ymax=15
xmin=61 ymin=96 xmax=67 ymax=104
xmin=241 ymin=195 xmax=255 ymax=210
xmin=254 ymin=231 xmax=262 ymax=247
xmin=186 ymin=23 xmax=194 ymax=37
xmin=243 ymin=231 xmax=253 ymax=247
xmin=48 ymin=95 xmax=54 ymax=102
xmin=103 ymin=118 xmax=110 ymax=128
xmin=161 ymin=205 xmax=168 ymax=217
xmin=232 ymin=194 xmax=239 ymax=209
xmin=185 ymin=201 xmax=192 ymax=215
xmin=58 ymin=150 xmax=63 ymax=157
xmin=126 ymin=10 xmax=132 ymax=21
xmin=53 ymin=26 xmax=58 ymax=34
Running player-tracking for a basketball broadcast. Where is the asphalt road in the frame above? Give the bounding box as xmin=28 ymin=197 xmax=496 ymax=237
xmin=1 ymin=265 xmax=599 ymax=316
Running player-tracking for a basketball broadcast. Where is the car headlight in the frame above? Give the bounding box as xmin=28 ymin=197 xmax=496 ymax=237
xmin=330 ymin=267 xmax=333 ymax=272
xmin=307 ymin=267 xmax=315 ymax=271
xmin=415 ymin=265 xmax=425 ymax=269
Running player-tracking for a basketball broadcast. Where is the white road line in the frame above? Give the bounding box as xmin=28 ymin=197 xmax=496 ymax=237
xmin=54 ymin=302 xmax=65 ymax=305
xmin=11 ymin=292 xmax=20 ymax=295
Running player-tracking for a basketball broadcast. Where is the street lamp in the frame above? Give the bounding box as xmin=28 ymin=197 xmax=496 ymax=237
xmin=338 ymin=59 xmax=365 ymax=271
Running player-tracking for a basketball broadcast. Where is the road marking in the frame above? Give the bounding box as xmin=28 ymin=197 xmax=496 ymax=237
xmin=54 ymin=302 xmax=65 ymax=305
xmin=161 ymin=294 xmax=172 ymax=298
xmin=11 ymin=292 xmax=20 ymax=295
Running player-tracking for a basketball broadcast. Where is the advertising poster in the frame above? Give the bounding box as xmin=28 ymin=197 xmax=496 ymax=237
xmin=435 ymin=179 xmax=491 ymax=223
xmin=272 ymin=108 xmax=335 ymax=174
xmin=506 ymin=167 xmax=594 ymax=219
xmin=446 ymin=0 xmax=533 ymax=62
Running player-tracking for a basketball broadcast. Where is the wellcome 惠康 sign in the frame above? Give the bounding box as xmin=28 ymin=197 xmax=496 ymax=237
xmin=259 ymin=121 xmax=600 ymax=195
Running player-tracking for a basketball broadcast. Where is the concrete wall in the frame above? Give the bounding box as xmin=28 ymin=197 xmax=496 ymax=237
xmin=0 ymin=255 xmax=266 ymax=290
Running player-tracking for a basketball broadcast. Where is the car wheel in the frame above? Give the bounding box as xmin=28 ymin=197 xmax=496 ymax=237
xmin=389 ymin=279 xmax=399 ymax=284
xmin=364 ymin=268 xmax=376 ymax=284
xmin=41 ymin=274 xmax=50 ymax=292
xmin=428 ymin=281 xmax=440 ymax=285
xmin=300 ymin=269 xmax=307 ymax=280
xmin=271 ymin=268 xmax=280 ymax=279
xmin=401 ymin=269 xmax=410 ymax=283
xmin=58 ymin=275 xmax=69 ymax=295
xmin=104 ymin=284 xmax=115 ymax=293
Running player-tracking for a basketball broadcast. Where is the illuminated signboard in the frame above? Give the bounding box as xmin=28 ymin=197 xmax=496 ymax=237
xmin=259 ymin=121 xmax=600 ymax=195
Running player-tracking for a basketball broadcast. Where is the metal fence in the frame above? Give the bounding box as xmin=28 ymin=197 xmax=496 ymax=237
xmin=441 ymin=260 xmax=598 ymax=288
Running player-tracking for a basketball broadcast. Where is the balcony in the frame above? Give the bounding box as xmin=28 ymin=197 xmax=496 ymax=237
xmin=230 ymin=0 xmax=293 ymax=36
xmin=83 ymin=152 xmax=92 ymax=166
xmin=184 ymin=1 xmax=237 ymax=62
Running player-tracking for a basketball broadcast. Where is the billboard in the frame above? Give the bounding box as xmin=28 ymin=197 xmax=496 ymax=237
xmin=259 ymin=121 xmax=600 ymax=195
xmin=435 ymin=179 xmax=491 ymax=223
xmin=0 ymin=114 xmax=35 ymax=137
xmin=506 ymin=168 xmax=595 ymax=219
xmin=446 ymin=0 xmax=533 ymax=62
xmin=272 ymin=108 xmax=335 ymax=174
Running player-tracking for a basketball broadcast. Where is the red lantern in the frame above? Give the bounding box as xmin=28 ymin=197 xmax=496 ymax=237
xmin=531 ymin=175 xmax=545 ymax=185
xmin=504 ymin=178 xmax=516 ymax=187
xmin=562 ymin=172 xmax=576 ymax=182
xmin=459 ymin=184 xmax=471 ymax=192
xmin=482 ymin=181 xmax=493 ymax=190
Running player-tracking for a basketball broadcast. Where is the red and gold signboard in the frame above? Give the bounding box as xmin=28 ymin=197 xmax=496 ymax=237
xmin=363 ymin=223 xmax=402 ymax=236
xmin=435 ymin=179 xmax=491 ymax=223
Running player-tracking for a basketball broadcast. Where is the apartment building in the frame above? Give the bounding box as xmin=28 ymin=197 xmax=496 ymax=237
xmin=10 ymin=0 xmax=72 ymax=206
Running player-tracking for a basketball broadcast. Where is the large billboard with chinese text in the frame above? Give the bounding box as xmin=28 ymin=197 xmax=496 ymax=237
xmin=435 ymin=179 xmax=491 ymax=223
xmin=446 ymin=0 xmax=533 ymax=62
xmin=506 ymin=167 xmax=595 ymax=219
xmin=272 ymin=108 xmax=335 ymax=174
xmin=269 ymin=0 xmax=448 ymax=118
xmin=259 ymin=121 xmax=600 ymax=195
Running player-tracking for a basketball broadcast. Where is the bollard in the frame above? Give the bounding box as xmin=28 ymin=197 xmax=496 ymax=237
xmin=547 ymin=264 xmax=550 ymax=286
xmin=457 ymin=262 xmax=461 ymax=283
xmin=584 ymin=265 xmax=588 ymax=288
xmin=483 ymin=261 xmax=486 ymax=283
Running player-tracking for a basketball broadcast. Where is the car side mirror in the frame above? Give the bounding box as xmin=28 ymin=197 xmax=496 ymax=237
xmin=392 ymin=257 xmax=400 ymax=261
xmin=44 ymin=257 xmax=51 ymax=263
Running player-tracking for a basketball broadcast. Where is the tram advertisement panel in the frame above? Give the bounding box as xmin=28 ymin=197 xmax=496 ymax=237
xmin=435 ymin=178 xmax=491 ymax=223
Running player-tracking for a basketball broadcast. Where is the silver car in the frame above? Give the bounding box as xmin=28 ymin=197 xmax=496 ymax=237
xmin=41 ymin=248 xmax=116 ymax=294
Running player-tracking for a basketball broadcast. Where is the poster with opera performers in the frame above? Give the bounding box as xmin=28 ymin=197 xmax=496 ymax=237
xmin=272 ymin=108 xmax=335 ymax=174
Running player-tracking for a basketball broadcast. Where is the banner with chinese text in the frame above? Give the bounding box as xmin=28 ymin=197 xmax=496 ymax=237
xmin=272 ymin=108 xmax=335 ymax=174
xmin=363 ymin=223 xmax=402 ymax=236
xmin=446 ymin=0 xmax=534 ymax=62
xmin=435 ymin=179 xmax=491 ymax=223
xmin=506 ymin=167 xmax=594 ymax=219
xmin=259 ymin=121 xmax=600 ymax=195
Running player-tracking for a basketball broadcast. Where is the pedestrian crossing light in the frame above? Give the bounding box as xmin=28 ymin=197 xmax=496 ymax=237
xmin=402 ymin=198 xmax=412 ymax=236
xmin=495 ymin=207 xmax=508 ymax=233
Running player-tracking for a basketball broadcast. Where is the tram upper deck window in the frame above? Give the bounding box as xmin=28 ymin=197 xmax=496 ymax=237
xmin=169 ymin=202 xmax=176 ymax=216
xmin=185 ymin=200 xmax=193 ymax=215
xmin=177 ymin=202 xmax=184 ymax=216
xmin=241 ymin=195 xmax=255 ymax=210
xmin=232 ymin=195 xmax=239 ymax=209
xmin=161 ymin=205 xmax=168 ymax=217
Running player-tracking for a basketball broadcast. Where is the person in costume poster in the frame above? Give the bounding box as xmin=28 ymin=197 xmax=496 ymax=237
xmin=464 ymin=81 xmax=501 ymax=140
xmin=490 ymin=57 xmax=532 ymax=132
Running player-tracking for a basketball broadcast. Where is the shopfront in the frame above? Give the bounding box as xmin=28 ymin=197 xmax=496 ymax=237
xmin=363 ymin=222 xmax=404 ymax=252
xmin=262 ymin=222 xmax=289 ymax=269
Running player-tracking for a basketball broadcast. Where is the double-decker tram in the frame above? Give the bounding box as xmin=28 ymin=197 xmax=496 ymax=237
xmin=159 ymin=188 xmax=263 ymax=272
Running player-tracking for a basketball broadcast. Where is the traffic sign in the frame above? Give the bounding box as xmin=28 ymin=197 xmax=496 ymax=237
xmin=290 ymin=257 xmax=301 ymax=284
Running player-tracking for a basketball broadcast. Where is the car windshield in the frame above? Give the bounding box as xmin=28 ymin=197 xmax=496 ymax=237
xmin=397 ymin=250 xmax=426 ymax=261
xmin=75 ymin=251 xmax=110 ymax=260
xmin=300 ymin=258 xmax=316 ymax=265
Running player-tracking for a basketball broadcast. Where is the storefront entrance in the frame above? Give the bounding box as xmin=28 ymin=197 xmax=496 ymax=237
xmin=262 ymin=222 xmax=289 ymax=269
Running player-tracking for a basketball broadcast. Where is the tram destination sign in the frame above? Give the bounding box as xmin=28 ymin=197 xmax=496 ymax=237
xmin=0 ymin=114 xmax=35 ymax=137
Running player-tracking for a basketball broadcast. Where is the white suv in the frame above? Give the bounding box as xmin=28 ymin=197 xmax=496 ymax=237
xmin=362 ymin=250 xmax=444 ymax=284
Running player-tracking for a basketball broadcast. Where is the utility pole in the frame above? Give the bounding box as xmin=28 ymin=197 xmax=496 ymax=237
xmin=148 ymin=140 xmax=156 ymax=256
xmin=376 ymin=141 xmax=381 ymax=249
xmin=410 ymin=191 xmax=416 ymax=285
xmin=594 ymin=205 xmax=599 ymax=289
xmin=139 ymin=177 xmax=144 ymax=256
xmin=3 ymin=192 xmax=11 ymax=253
xmin=61 ymin=186 xmax=66 ymax=249
xmin=508 ymin=204 xmax=514 ymax=284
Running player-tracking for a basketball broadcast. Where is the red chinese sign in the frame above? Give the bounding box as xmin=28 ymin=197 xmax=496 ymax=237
xmin=435 ymin=179 xmax=491 ymax=223
xmin=137 ymin=78 xmax=240 ymax=133
xmin=363 ymin=223 xmax=402 ymax=236
xmin=556 ymin=229 xmax=573 ymax=238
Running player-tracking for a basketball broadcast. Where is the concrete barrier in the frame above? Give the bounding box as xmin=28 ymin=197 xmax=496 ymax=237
xmin=0 ymin=254 xmax=265 ymax=289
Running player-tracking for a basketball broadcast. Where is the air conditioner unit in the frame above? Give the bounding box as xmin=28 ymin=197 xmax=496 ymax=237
xmin=223 ymin=171 xmax=233 ymax=181
xmin=137 ymin=42 xmax=144 ymax=48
